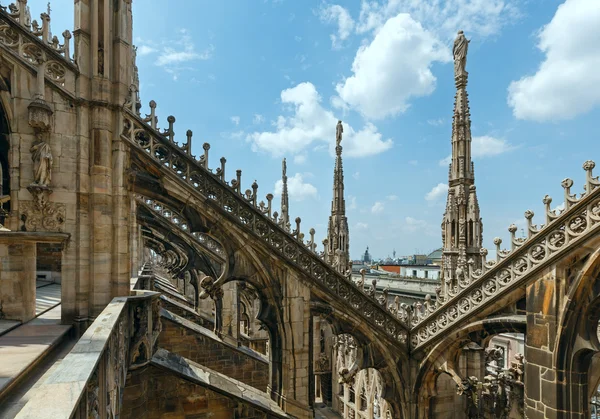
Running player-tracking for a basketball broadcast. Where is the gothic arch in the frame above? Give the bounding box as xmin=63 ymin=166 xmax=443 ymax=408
xmin=413 ymin=315 xmax=526 ymax=417
xmin=555 ymin=247 xmax=600 ymax=417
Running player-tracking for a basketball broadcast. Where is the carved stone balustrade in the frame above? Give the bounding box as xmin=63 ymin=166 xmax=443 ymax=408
xmin=14 ymin=287 xmax=161 ymax=419
xmin=121 ymin=107 xmax=409 ymax=347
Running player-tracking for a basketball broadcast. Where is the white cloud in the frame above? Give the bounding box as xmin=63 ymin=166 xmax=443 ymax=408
xmin=274 ymin=173 xmax=318 ymax=202
xmin=327 ymin=0 xmax=521 ymax=119
xmin=439 ymin=135 xmax=516 ymax=165
xmin=356 ymin=0 xmax=521 ymax=39
xmin=425 ymin=183 xmax=448 ymax=202
xmin=156 ymin=29 xmax=214 ymax=66
xmin=335 ymin=14 xmax=450 ymax=120
xmin=408 ymin=159 xmax=418 ymax=166
xmin=137 ymin=45 xmax=156 ymax=56
xmin=246 ymin=82 xmax=393 ymax=159
xmin=387 ymin=195 xmax=398 ymax=201
xmin=427 ymin=118 xmax=445 ymax=126
xmin=294 ymin=35 xmax=303 ymax=42
xmin=371 ymin=201 xmax=385 ymax=214
xmin=253 ymin=114 xmax=265 ymax=124
xmin=507 ymin=0 xmax=600 ymax=121
xmin=294 ymin=154 xmax=307 ymax=164
xmin=402 ymin=216 xmax=436 ymax=235
xmin=353 ymin=171 xmax=360 ymax=180
xmin=356 ymin=222 xmax=369 ymax=229
xmin=230 ymin=116 xmax=240 ymax=126
xmin=319 ymin=4 xmax=355 ymax=49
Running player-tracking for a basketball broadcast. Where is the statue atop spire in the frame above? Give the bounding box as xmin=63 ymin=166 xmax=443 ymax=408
xmin=453 ymin=30 xmax=470 ymax=77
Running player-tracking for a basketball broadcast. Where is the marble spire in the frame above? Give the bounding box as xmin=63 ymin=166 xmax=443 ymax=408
xmin=280 ymin=158 xmax=290 ymax=231
xmin=441 ymin=31 xmax=483 ymax=293
xmin=326 ymin=121 xmax=350 ymax=274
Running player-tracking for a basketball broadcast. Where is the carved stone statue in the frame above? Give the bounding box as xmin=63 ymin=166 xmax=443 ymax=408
xmin=453 ymin=30 xmax=469 ymax=77
xmin=335 ymin=120 xmax=343 ymax=147
xmin=30 ymin=135 xmax=52 ymax=186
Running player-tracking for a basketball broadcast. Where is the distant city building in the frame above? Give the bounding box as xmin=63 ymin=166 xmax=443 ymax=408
xmin=377 ymin=264 xmax=440 ymax=280
xmin=362 ymin=246 xmax=372 ymax=264
xmin=427 ymin=248 xmax=443 ymax=265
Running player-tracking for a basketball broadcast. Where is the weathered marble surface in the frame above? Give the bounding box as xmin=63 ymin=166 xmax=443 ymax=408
xmin=151 ymin=348 xmax=292 ymax=418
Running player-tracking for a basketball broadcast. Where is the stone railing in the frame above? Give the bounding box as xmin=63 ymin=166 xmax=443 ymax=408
xmin=15 ymin=287 xmax=161 ymax=419
xmin=0 ymin=1 xmax=77 ymax=93
xmin=120 ymin=104 xmax=410 ymax=346
xmin=411 ymin=161 xmax=600 ymax=350
xmin=136 ymin=195 xmax=226 ymax=263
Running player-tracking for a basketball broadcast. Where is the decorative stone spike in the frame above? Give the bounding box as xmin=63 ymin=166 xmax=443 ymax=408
xmin=322 ymin=238 xmax=329 ymax=259
xmin=480 ymin=248 xmax=488 ymax=271
xmin=164 ymin=116 xmax=175 ymax=142
xmin=308 ymin=228 xmax=316 ymax=252
xmin=235 ymin=170 xmax=242 ymax=194
xmin=144 ymin=100 xmax=157 ymax=129
xmin=493 ymin=237 xmax=502 ymax=261
xmin=181 ymin=130 xmax=192 ymax=155
xmin=294 ymin=217 xmax=301 ymax=240
xmin=251 ymin=180 xmax=258 ymax=206
xmin=561 ymin=178 xmax=574 ymax=211
xmin=266 ymin=193 xmax=273 ymax=217
xmin=508 ymin=224 xmax=518 ymax=250
xmin=40 ymin=12 xmax=50 ymax=43
xmin=272 ymin=211 xmax=279 ymax=223
xmin=202 ymin=143 xmax=210 ymax=169
xmin=62 ymin=30 xmax=71 ymax=59
xmin=583 ymin=160 xmax=599 ymax=195
xmin=543 ymin=195 xmax=553 ymax=224
xmin=219 ymin=157 xmax=226 ymax=181
xmin=524 ymin=210 xmax=534 ymax=239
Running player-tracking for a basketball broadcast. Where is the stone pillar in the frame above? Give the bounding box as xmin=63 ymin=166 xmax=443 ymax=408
xmin=0 ymin=232 xmax=69 ymax=322
xmin=524 ymin=268 xmax=560 ymax=418
xmin=276 ymin=270 xmax=313 ymax=418
xmin=0 ymin=242 xmax=36 ymax=322
xmin=220 ymin=281 xmax=239 ymax=346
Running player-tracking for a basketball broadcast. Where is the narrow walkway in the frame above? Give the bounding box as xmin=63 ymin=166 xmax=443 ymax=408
xmin=0 ymin=305 xmax=71 ymax=399
xmin=0 ymin=282 xmax=69 ymax=401
xmin=0 ymin=333 xmax=77 ymax=419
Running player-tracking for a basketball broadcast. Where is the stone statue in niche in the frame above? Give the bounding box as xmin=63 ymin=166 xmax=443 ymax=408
xmin=30 ymin=133 xmax=52 ymax=186
xmin=453 ymin=30 xmax=469 ymax=77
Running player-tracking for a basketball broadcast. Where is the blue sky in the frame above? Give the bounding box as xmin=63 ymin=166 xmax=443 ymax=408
xmin=49 ymin=0 xmax=600 ymax=259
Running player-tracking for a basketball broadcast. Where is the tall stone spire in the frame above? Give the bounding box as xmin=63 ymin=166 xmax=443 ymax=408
xmin=326 ymin=121 xmax=350 ymax=274
xmin=280 ymin=158 xmax=291 ymax=231
xmin=441 ymin=31 xmax=483 ymax=293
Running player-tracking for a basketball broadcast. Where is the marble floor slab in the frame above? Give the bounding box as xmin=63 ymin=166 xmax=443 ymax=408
xmin=0 ymin=305 xmax=71 ymax=399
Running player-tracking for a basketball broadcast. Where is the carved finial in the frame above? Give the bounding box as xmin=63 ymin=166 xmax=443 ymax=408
xmin=493 ymin=237 xmax=502 ymax=261
xmin=182 ymin=129 xmax=192 ymax=155
xmin=308 ymin=227 xmax=316 ymax=252
xmin=202 ymin=143 xmax=210 ymax=169
xmin=508 ymin=224 xmax=518 ymax=250
xmin=218 ymin=157 xmax=226 ymax=181
xmin=562 ymin=178 xmax=574 ymax=211
xmin=294 ymin=217 xmax=301 ymax=240
xmin=266 ymin=193 xmax=274 ymax=217
xmin=251 ymin=180 xmax=258 ymax=205
xmin=583 ymin=160 xmax=599 ymax=196
xmin=164 ymin=116 xmax=175 ymax=142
